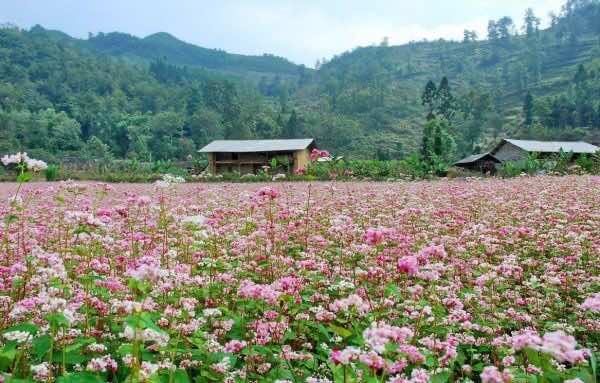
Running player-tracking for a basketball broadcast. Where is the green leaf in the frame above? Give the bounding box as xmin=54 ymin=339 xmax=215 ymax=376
xmin=331 ymin=364 xmax=345 ymax=383
xmin=117 ymin=343 xmax=134 ymax=356
xmin=46 ymin=313 xmax=69 ymax=328
xmin=0 ymin=341 xmax=18 ymax=362
xmin=590 ymin=352 xmax=597 ymax=383
xmin=4 ymin=214 xmax=18 ymax=224
xmin=32 ymin=335 xmax=52 ymax=359
xmin=316 ymin=324 xmax=331 ymax=341
xmin=57 ymin=351 xmax=87 ymax=365
xmin=430 ymin=371 xmax=451 ymax=383
xmin=16 ymin=172 xmax=32 ymax=183
xmin=384 ymin=282 xmax=400 ymax=298
xmin=172 ymin=369 xmax=191 ymax=383
xmin=329 ymin=324 xmax=352 ymax=338
xmin=3 ymin=323 xmax=39 ymax=336
xmin=512 ymin=372 xmax=538 ymax=383
xmin=524 ymin=348 xmax=541 ymax=367
xmin=57 ymin=372 xmax=104 ymax=383
xmin=200 ymin=369 xmax=222 ymax=380
xmin=64 ymin=337 xmax=95 ymax=353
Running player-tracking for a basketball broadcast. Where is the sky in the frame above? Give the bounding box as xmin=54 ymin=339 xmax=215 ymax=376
xmin=3 ymin=0 xmax=565 ymax=67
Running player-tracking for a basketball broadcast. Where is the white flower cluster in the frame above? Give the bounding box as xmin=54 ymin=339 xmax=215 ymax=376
xmin=3 ymin=330 xmax=32 ymax=344
xmin=31 ymin=362 xmax=51 ymax=382
xmin=120 ymin=325 xmax=170 ymax=347
xmin=202 ymin=308 xmax=222 ymax=318
xmin=1 ymin=152 xmax=48 ymax=172
xmin=155 ymin=173 xmax=185 ymax=189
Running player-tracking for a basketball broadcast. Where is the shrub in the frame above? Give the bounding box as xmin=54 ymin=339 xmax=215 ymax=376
xmin=498 ymin=161 xmax=525 ymax=178
xmin=44 ymin=164 xmax=59 ymax=181
xmin=575 ymin=154 xmax=594 ymax=173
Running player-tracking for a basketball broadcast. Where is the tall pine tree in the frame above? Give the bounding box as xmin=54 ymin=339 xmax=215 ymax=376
xmin=436 ymin=77 xmax=455 ymax=121
xmin=421 ymin=80 xmax=437 ymax=120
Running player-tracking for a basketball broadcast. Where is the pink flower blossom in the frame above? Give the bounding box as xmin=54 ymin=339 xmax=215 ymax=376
xmin=481 ymin=366 xmax=511 ymax=383
xmin=581 ymin=293 xmax=600 ymax=313
xmin=397 ymin=256 xmax=418 ymax=275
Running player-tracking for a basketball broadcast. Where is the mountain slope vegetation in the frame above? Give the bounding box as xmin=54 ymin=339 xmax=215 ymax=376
xmin=291 ymin=0 xmax=600 ymax=157
xmin=86 ymin=31 xmax=304 ymax=78
xmin=0 ymin=0 xmax=599 ymax=163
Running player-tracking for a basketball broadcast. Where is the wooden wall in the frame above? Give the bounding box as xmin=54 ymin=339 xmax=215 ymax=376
xmin=293 ymin=149 xmax=310 ymax=171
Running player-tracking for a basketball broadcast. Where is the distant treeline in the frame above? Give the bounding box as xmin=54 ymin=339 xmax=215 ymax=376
xmin=0 ymin=0 xmax=599 ymax=164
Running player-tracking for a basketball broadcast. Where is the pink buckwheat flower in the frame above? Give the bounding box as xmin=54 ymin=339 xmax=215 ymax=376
xmin=224 ymin=340 xmax=247 ymax=353
xmin=256 ymin=186 xmax=278 ymax=199
xmin=581 ymin=293 xmax=600 ymax=313
xmin=480 ymin=366 xmax=511 ymax=383
xmin=397 ymin=256 xmax=419 ymax=276
xmin=364 ymin=228 xmax=385 ymax=245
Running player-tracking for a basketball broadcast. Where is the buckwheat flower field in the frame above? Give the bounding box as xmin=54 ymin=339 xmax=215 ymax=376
xmin=0 ymin=177 xmax=599 ymax=383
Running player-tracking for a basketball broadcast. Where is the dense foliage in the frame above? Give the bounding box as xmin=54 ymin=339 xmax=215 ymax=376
xmin=0 ymin=25 xmax=291 ymax=162
xmin=300 ymin=0 xmax=600 ymax=157
xmin=1 ymin=0 xmax=600 ymax=164
xmin=0 ymin=178 xmax=598 ymax=382
xmin=86 ymin=32 xmax=302 ymax=77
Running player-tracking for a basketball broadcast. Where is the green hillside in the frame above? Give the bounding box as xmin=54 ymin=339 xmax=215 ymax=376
xmin=0 ymin=0 xmax=599 ymax=163
xmin=0 ymin=25 xmax=286 ymax=162
xmin=290 ymin=0 xmax=600 ymax=157
xmin=86 ymin=31 xmax=304 ymax=78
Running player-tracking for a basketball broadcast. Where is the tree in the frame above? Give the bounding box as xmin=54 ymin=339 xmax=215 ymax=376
xmin=126 ymin=123 xmax=151 ymax=161
xmin=523 ymin=8 xmax=541 ymax=39
xmin=487 ymin=20 xmax=499 ymax=43
xmin=549 ymin=11 xmax=559 ymax=28
xmin=463 ymin=30 xmax=478 ymax=43
xmin=147 ymin=112 xmax=185 ymax=160
xmin=421 ymin=117 xmax=456 ymax=170
xmin=36 ymin=108 xmax=83 ymax=152
xmin=574 ymin=64 xmax=587 ymax=84
xmin=523 ymin=92 xmax=534 ymax=126
xmin=83 ymin=136 xmax=112 ymax=161
xmin=188 ymin=109 xmax=223 ymax=146
xmin=255 ymin=116 xmax=280 ymax=139
xmin=455 ymin=90 xmax=492 ymax=153
xmin=496 ymin=17 xmax=514 ymax=45
xmin=436 ymin=77 xmax=455 ymax=121
xmin=282 ymin=110 xmax=302 ymax=139
xmin=421 ymin=80 xmax=437 ymax=120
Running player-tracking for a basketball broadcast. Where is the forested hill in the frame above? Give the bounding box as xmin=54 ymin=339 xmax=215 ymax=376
xmin=0 ymin=25 xmax=288 ymax=162
xmin=85 ymin=31 xmax=304 ymax=78
xmin=290 ymin=0 xmax=600 ymax=157
xmin=25 ymin=25 xmax=305 ymax=80
xmin=0 ymin=0 xmax=600 ymax=163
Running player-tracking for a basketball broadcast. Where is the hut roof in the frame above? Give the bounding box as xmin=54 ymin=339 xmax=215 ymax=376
xmin=496 ymin=139 xmax=599 ymax=154
xmin=454 ymin=152 xmax=499 ymax=166
xmin=198 ymin=139 xmax=315 ymax=153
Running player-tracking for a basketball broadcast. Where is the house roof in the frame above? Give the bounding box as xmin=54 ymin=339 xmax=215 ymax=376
xmin=497 ymin=139 xmax=599 ymax=154
xmin=454 ymin=152 xmax=499 ymax=165
xmin=198 ymin=139 xmax=315 ymax=153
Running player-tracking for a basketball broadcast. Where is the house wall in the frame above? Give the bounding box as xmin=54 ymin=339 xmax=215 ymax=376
xmin=207 ymin=153 xmax=216 ymax=174
xmin=493 ymin=142 xmax=528 ymax=162
xmin=238 ymin=152 xmax=268 ymax=162
xmin=209 ymin=150 xmax=300 ymax=175
xmin=293 ymin=149 xmax=310 ymax=171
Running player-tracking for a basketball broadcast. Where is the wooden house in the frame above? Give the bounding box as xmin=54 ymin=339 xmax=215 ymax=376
xmin=453 ymin=152 xmax=500 ymax=173
xmin=198 ymin=139 xmax=316 ymax=175
xmin=490 ymin=139 xmax=599 ymax=161
xmin=454 ymin=139 xmax=599 ymax=174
